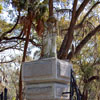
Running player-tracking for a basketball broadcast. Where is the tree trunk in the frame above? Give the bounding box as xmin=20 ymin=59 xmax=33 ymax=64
xmin=58 ymin=0 xmax=78 ymax=59
xmin=81 ymin=82 xmax=89 ymax=100
xmin=58 ymin=0 xmax=91 ymax=59
xmin=16 ymin=93 xmax=19 ymax=100
xmin=19 ymin=13 xmax=32 ymax=100
xmin=49 ymin=0 xmax=53 ymax=17
xmin=82 ymin=90 xmax=88 ymax=100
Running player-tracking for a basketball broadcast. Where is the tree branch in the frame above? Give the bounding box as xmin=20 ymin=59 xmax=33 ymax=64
xmin=3 ymin=37 xmax=41 ymax=47
xmin=58 ymin=0 xmax=90 ymax=59
xmin=75 ymin=0 xmax=90 ymax=20
xmin=92 ymin=60 xmax=100 ymax=66
xmin=0 ymin=59 xmax=15 ymax=64
xmin=18 ymin=28 xmax=24 ymax=38
xmin=0 ymin=44 xmax=18 ymax=52
xmin=58 ymin=0 xmax=78 ymax=59
xmin=71 ymin=0 xmax=78 ymax=24
xmin=85 ymin=76 xmax=100 ymax=83
xmin=67 ymin=24 xmax=100 ymax=59
xmin=49 ymin=0 xmax=53 ymax=16
xmin=75 ymin=25 xmax=100 ymax=54
xmin=0 ymin=36 xmax=41 ymax=52
xmin=56 ymin=8 xmax=72 ymax=13
xmin=81 ymin=2 xmax=100 ymax=24
xmin=75 ymin=2 xmax=100 ymax=29
xmin=0 ymin=12 xmax=20 ymax=42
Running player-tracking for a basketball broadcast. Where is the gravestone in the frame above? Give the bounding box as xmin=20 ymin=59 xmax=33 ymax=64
xmin=22 ymin=16 xmax=72 ymax=100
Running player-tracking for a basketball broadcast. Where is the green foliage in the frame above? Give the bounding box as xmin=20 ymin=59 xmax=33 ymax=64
xmin=61 ymin=0 xmax=67 ymax=3
xmin=56 ymin=36 xmax=63 ymax=51
xmin=0 ymin=4 xmax=3 ymax=13
xmin=42 ymin=0 xmax=49 ymax=4
xmin=0 ymin=19 xmax=13 ymax=33
xmin=36 ymin=3 xmax=48 ymax=21
xmin=12 ymin=97 xmax=16 ymax=100
xmin=83 ymin=65 xmax=94 ymax=78
xmin=12 ymin=0 xmax=48 ymax=13
xmin=39 ymin=4 xmax=48 ymax=17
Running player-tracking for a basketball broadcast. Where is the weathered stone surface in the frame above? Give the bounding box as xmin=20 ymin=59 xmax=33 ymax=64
xmin=43 ymin=33 xmax=57 ymax=58
xmin=22 ymin=57 xmax=72 ymax=84
xmin=24 ymin=83 xmax=70 ymax=100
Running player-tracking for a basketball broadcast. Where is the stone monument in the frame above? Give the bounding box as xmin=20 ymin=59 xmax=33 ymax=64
xmin=22 ymin=17 xmax=72 ymax=100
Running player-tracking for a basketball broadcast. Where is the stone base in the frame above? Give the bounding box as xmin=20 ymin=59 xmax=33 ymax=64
xmin=22 ymin=57 xmax=72 ymax=100
xmin=24 ymin=83 xmax=70 ymax=100
xmin=22 ymin=57 xmax=72 ymax=84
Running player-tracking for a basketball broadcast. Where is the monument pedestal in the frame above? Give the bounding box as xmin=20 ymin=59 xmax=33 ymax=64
xmin=25 ymin=83 xmax=69 ymax=100
xmin=22 ymin=57 xmax=72 ymax=100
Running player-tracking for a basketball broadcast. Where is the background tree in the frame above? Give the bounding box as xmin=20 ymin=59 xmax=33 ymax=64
xmin=0 ymin=0 xmax=100 ymax=100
